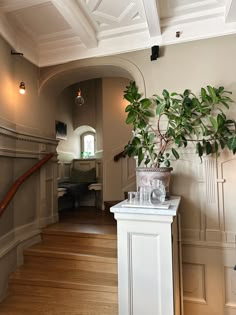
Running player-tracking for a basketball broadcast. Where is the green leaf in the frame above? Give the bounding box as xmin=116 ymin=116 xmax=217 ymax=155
xmin=126 ymin=111 xmax=136 ymax=124
xmin=227 ymin=137 xmax=236 ymax=150
xmin=183 ymin=89 xmax=190 ymax=97
xmin=141 ymin=98 xmax=152 ymax=109
xmin=138 ymin=149 xmax=144 ymax=166
xmin=218 ymin=86 xmax=224 ymax=94
xmin=162 ymin=89 xmax=169 ymax=99
xmin=132 ymin=137 xmax=141 ymax=145
xmin=153 ymin=95 xmax=163 ymax=103
xmin=220 ymin=100 xmax=229 ymax=109
xmin=124 ymin=94 xmax=134 ymax=103
xmin=207 ymin=86 xmax=218 ymax=103
xmin=196 ymin=142 xmax=203 ymax=157
xmin=209 ymin=117 xmax=218 ymax=131
xmin=144 ymin=158 xmax=150 ymax=166
xmin=156 ymin=103 xmax=165 ymax=116
xmin=164 ymin=160 xmax=170 ymax=167
xmin=205 ymin=142 xmax=212 ymax=155
xmin=217 ymin=114 xmax=225 ymax=128
xmin=201 ymin=88 xmax=207 ymax=100
xmin=148 ymin=133 xmax=155 ymax=142
xmin=172 ymin=148 xmax=180 ymax=160
xmin=125 ymin=105 xmax=132 ymax=112
xmin=144 ymin=110 xmax=154 ymax=117
xmin=219 ymin=139 xmax=226 ymax=149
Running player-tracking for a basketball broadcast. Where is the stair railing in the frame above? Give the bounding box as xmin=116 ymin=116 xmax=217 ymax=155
xmin=113 ymin=150 xmax=127 ymax=162
xmin=0 ymin=153 xmax=54 ymax=217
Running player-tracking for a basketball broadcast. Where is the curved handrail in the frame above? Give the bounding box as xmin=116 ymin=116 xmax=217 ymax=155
xmin=0 ymin=153 xmax=54 ymax=217
xmin=113 ymin=150 xmax=127 ymax=162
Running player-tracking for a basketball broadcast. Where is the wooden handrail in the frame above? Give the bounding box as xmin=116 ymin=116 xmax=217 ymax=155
xmin=0 ymin=153 xmax=54 ymax=217
xmin=113 ymin=150 xmax=127 ymax=162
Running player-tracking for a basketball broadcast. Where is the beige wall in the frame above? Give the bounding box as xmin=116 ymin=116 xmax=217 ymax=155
xmin=0 ymin=35 xmax=58 ymax=301
xmin=102 ymin=77 xmax=132 ymax=201
xmin=56 ymin=87 xmax=78 ymax=160
xmin=95 ymin=79 xmax=103 ymax=153
xmin=72 ymin=80 xmax=96 ymax=130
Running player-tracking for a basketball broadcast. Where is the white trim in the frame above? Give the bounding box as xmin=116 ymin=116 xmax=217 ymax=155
xmin=225 ymin=0 xmax=236 ymax=23
xmin=0 ymin=221 xmax=40 ymax=259
xmin=39 ymin=214 xmax=58 ymax=228
xmin=51 ymin=0 xmax=97 ymax=48
xmin=0 ymin=123 xmax=57 ymax=145
xmin=0 ymin=212 xmax=58 ymax=261
xmin=182 ymin=239 xmax=236 ymax=249
xmin=39 ymin=56 xmax=146 ymax=97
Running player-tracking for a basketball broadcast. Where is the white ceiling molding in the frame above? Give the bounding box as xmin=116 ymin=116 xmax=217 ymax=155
xmin=0 ymin=0 xmax=235 ymax=67
xmin=39 ymin=56 xmax=146 ymax=97
xmin=140 ymin=0 xmax=161 ymax=37
xmin=225 ymin=0 xmax=236 ymax=23
xmin=51 ymin=0 xmax=97 ymax=48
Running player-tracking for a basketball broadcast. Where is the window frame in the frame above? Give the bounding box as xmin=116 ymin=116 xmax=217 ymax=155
xmin=80 ymin=131 xmax=96 ymax=157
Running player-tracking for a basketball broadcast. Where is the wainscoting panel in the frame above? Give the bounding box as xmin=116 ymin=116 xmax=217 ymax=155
xmin=129 ymin=233 xmax=161 ymax=315
xmin=171 ymin=153 xmax=205 ymax=242
xmin=0 ymin=124 xmax=58 ymax=301
xmin=182 ymin=245 xmax=224 ymax=315
xmin=218 ymin=157 xmax=236 ymax=233
xmin=183 ymin=262 xmax=206 ymax=304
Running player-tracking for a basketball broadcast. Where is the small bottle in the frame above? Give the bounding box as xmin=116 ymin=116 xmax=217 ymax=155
xmin=150 ymin=181 xmax=166 ymax=204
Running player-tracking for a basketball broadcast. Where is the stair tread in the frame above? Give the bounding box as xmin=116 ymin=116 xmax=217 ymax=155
xmin=43 ymin=223 xmax=117 ymax=239
xmin=10 ymin=266 xmax=118 ymax=292
xmin=25 ymin=243 xmax=117 ymax=261
xmin=0 ymin=295 xmax=118 ymax=315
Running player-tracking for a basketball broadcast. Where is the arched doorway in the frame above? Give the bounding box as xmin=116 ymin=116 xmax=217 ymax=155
xmin=40 ymin=56 xmax=144 ymax=209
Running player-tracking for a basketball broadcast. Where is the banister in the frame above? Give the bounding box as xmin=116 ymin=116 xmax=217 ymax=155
xmin=0 ymin=153 xmax=54 ymax=217
xmin=113 ymin=150 xmax=127 ymax=162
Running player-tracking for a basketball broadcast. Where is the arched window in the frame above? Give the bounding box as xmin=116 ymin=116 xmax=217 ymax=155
xmin=81 ymin=132 xmax=95 ymax=158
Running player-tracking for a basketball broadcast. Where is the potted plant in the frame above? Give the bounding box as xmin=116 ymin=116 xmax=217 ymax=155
xmin=124 ymin=81 xmax=236 ymax=195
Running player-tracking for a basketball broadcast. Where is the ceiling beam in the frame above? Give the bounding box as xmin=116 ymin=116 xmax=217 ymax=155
xmin=51 ymin=0 xmax=97 ymax=48
xmin=225 ymin=0 xmax=236 ymax=23
xmin=141 ymin=0 xmax=161 ymax=37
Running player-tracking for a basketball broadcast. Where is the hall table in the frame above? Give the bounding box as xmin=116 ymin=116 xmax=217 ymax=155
xmin=110 ymin=196 xmax=183 ymax=315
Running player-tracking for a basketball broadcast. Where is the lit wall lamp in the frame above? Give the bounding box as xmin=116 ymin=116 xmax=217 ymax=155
xmin=75 ymin=88 xmax=84 ymax=106
xmin=19 ymin=82 xmax=26 ymax=95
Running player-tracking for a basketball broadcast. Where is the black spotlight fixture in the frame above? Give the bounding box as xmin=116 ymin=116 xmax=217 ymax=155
xmin=150 ymin=45 xmax=159 ymax=61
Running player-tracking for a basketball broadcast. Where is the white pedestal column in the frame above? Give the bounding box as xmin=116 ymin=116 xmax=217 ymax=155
xmin=111 ymin=196 xmax=181 ymax=315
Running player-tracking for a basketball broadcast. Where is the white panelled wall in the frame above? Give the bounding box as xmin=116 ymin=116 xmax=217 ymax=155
xmin=169 ymin=149 xmax=236 ymax=315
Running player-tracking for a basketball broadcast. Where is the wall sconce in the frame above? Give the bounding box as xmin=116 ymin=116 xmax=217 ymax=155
xmin=19 ymin=82 xmax=26 ymax=95
xmin=75 ymin=88 xmax=84 ymax=106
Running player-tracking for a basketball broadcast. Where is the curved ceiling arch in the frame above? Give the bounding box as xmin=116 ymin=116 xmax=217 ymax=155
xmin=39 ymin=56 xmax=146 ymax=97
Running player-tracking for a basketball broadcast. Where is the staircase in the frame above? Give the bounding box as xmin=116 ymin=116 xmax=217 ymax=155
xmin=0 ymin=224 xmax=118 ymax=315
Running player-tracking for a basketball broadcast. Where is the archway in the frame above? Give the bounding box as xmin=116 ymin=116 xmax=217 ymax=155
xmin=41 ymin=56 xmax=142 ymax=207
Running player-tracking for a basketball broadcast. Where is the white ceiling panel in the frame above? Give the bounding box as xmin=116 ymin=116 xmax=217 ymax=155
xmin=84 ymin=0 xmax=145 ymax=30
xmin=0 ymin=0 xmax=235 ymax=66
xmin=7 ymin=2 xmax=70 ymax=37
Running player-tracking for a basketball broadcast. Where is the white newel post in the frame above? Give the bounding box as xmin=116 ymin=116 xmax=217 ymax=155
xmin=111 ymin=196 xmax=182 ymax=315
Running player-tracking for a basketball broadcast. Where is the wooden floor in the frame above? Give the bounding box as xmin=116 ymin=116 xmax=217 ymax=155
xmin=58 ymin=206 xmax=117 ymax=234
xmin=0 ymin=206 xmax=118 ymax=315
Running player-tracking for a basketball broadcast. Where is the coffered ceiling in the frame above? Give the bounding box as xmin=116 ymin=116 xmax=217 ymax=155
xmin=0 ymin=0 xmax=236 ymax=66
